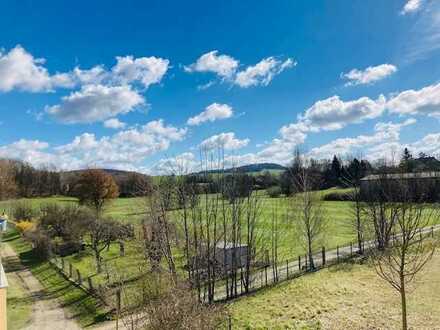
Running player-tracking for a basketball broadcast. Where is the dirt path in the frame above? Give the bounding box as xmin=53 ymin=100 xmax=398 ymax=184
xmin=1 ymin=243 xmax=82 ymax=330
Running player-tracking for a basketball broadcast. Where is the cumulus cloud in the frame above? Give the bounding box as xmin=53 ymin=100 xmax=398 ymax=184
xmin=300 ymin=94 xmax=386 ymax=131
xmin=0 ymin=119 xmax=187 ymax=170
xmin=234 ymin=57 xmax=296 ymax=88
xmin=199 ymin=132 xmax=249 ymax=150
xmin=46 ymin=84 xmax=145 ymax=124
xmin=184 ymin=50 xmax=238 ymax=78
xmin=387 ymin=82 xmax=440 ymax=117
xmin=0 ymin=45 xmax=71 ymax=92
xmin=103 ymin=118 xmax=126 ymax=129
xmin=341 ymin=64 xmax=397 ymax=86
xmin=151 ymin=152 xmax=198 ymax=175
xmin=186 ymin=51 xmax=296 ymax=88
xmin=0 ymin=44 xmax=170 ymax=96
xmin=187 ymin=103 xmax=233 ymax=126
xmin=307 ymin=119 xmax=416 ymax=159
xmin=401 ymin=0 xmax=423 ymax=15
xmin=111 ymin=56 xmax=169 ymax=88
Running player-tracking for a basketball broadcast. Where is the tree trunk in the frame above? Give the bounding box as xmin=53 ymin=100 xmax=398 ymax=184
xmin=308 ymin=238 xmax=314 ymax=270
xmin=400 ymin=276 xmax=408 ymax=330
xmin=95 ymin=251 xmax=102 ymax=273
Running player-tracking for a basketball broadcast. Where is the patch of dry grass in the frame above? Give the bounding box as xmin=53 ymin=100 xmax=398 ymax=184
xmin=229 ymin=253 xmax=440 ymax=329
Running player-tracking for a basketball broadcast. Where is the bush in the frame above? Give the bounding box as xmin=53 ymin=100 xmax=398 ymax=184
xmin=322 ymin=191 xmax=354 ymax=201
xmin=15 ymin=220 xmax=35 ymax=234
xmin=267 ymin=186 xmax=282 ymax=198
xmin=24 ymin=228 xmax=52 ymax=259
xmin=12 ymin=201 xmax=37 ymax=221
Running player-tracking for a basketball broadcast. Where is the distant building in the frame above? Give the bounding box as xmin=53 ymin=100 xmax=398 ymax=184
xmin=360 ymin=172 xmax=440 ymax=202
xmin=215 ymin=242 xmax=249 ymax=270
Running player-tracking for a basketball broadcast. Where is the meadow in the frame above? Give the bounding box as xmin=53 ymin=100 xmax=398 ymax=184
xmin=0 ymin=189 xmax=358 ymax=285
xmin=228 ymin=251 xmax=440 ymax=329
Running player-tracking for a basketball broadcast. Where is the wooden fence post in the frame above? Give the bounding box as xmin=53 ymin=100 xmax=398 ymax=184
xmin=286 ymin=260 xmax=289 ymax=278
xmin=337 ymin=246 xmax=339 ymax=263
xmin=69 ymin=263 xmax=73 ymax=278
xmin=88 ymin=277 xmax=94 ymax=292
xmin=116 ymin=289 xmax=121 ymax=330
xmin=265 ymin=266 xmax=268 ymax=286
xmin=350 ymin=242 xmax=353 ymax=257
xmin=61 ymin=258 xmax=65 ymax=272
xmin=298 ymin=255 xmax=301 ymax=270
xmin=76 ymin=269 xmax=82 ymax=285
xmin=322 ymin=246 xmax=326 ymax=266
xmin=305 ymin=254 xmax=308 ymax=271
xmin=432 ymin=226 xmax=434 ymax=238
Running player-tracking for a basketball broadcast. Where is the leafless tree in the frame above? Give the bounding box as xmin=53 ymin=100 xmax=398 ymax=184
xmin=0 ymin=159 xmax=17 ymax=200
xmin=369 ymin=176 xmax=439 ymax=330
xmin=289 ymin=152 xmax=327 ymax=270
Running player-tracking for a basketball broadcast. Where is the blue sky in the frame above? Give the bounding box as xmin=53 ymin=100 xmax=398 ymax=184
xmin=0 ymin=0 xmax=439 ymax=173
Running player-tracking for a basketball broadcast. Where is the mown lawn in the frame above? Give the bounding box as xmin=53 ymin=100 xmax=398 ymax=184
xmin=228 ymin=252 xmax=440 ymax=329
xmin=2 ymin=228 xmax=110 ymax=328
xmin=5 ymin=272 xmax=32 ymax=330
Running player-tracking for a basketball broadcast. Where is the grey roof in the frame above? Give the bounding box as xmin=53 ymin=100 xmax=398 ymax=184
xmin=361 ymin=171 xmax=440 ymax=181
xmin=216 ymin=242 xmax=248 ymax=249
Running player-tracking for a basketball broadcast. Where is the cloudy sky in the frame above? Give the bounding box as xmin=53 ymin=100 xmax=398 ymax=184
xmin=0 ymin=0 xmax=440 ymax=174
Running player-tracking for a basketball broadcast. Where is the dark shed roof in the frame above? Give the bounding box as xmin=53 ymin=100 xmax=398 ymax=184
xmin=361 ymin=171 xmax=440 ymax=181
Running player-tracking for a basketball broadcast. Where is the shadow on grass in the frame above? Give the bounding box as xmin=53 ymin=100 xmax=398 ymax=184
xmin=5 ymin=228 xmax=111 ymax=327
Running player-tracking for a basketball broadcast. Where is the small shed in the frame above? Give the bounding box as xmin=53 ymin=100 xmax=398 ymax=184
xmin=215 ymin=242 xmax=249 ymax=270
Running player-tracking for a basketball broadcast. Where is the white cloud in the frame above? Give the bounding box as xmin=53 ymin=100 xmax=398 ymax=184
xmin=307 ymin=119 xmax=416 ymax=159
xmin=187 ymin=103 xmax=233 ymax=126
xmin=199 ymin=132 xmax=249 ymax=150
xmin=186 ymin=51 xmax=296 ymax=88
xmin=0 ymin=45 xmax=71 ymax=92
xmin=46 ymin=84 xmax=145 ymax=123
xmin=0 ymin=139 xmax=59 ymax=167
xmin=234 ymin=57 xmax=296 ymax=88
xmin=112 ymin=55 xmax=169 ymax=88
xmin=103 ymin=118 xmax=126 ymax=129
xmin=185 ymin=50 xmax=238 ymax=78
xmin=0 ymin=119 xmax=187 ymax=170
xmin=401 ymin=0 xmax=423 ymax=15
xmin=402 ymin=1 xmax=440 ymax=62
xmin=341 ymin=64 xmax=397 ymax=86
xmin=151 ymin=152 xmax=198 ymax=175
xmin=300 ymin=94 xmax=386 ymax=131
xmin=387 ymin=82 xmax=440 ymax=117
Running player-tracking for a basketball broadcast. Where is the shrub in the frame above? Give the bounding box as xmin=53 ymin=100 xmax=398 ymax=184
xmin=322 ymin=191 xmax=354 ymax=201
xmin=15 ymin=220 xmax=35 ymax=234
xmin=24 ymin=228 xmax=52 ymax=259
xmin=267 ymin=186 xmax=282 ymax=198
xmin=12 ymin=201 xmax=37 ymax=221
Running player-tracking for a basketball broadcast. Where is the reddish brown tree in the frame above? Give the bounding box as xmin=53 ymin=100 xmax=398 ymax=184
xmin=75 ymin=169 xmax=119 ymax=215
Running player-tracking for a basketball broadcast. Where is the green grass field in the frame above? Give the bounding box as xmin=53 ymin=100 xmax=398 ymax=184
xmin=228 ymin=252 xmax=440 ymax=329
xmin=0 ymin=191 xmax=361 ymax=283
xmin=5 ymin=272 xmax=33 ymax=330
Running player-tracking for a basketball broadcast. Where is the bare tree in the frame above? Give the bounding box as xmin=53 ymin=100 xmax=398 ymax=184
xmin=369 ymin=176 xmax=439 ymax=330
xmin=87 ymin=217 xmax=127 ymax=273
xmin=290 ymin=153 xmax=327 ymax=270
xmin=0 ymin=159 xmax=17 ymax=200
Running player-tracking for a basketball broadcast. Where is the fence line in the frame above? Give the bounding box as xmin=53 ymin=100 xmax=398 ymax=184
xmin=203 ymin=224 xmax=439 ymax=303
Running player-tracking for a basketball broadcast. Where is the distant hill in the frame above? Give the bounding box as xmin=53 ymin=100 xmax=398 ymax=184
xmin=199 ymin=163 xmax=287 ymax=175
